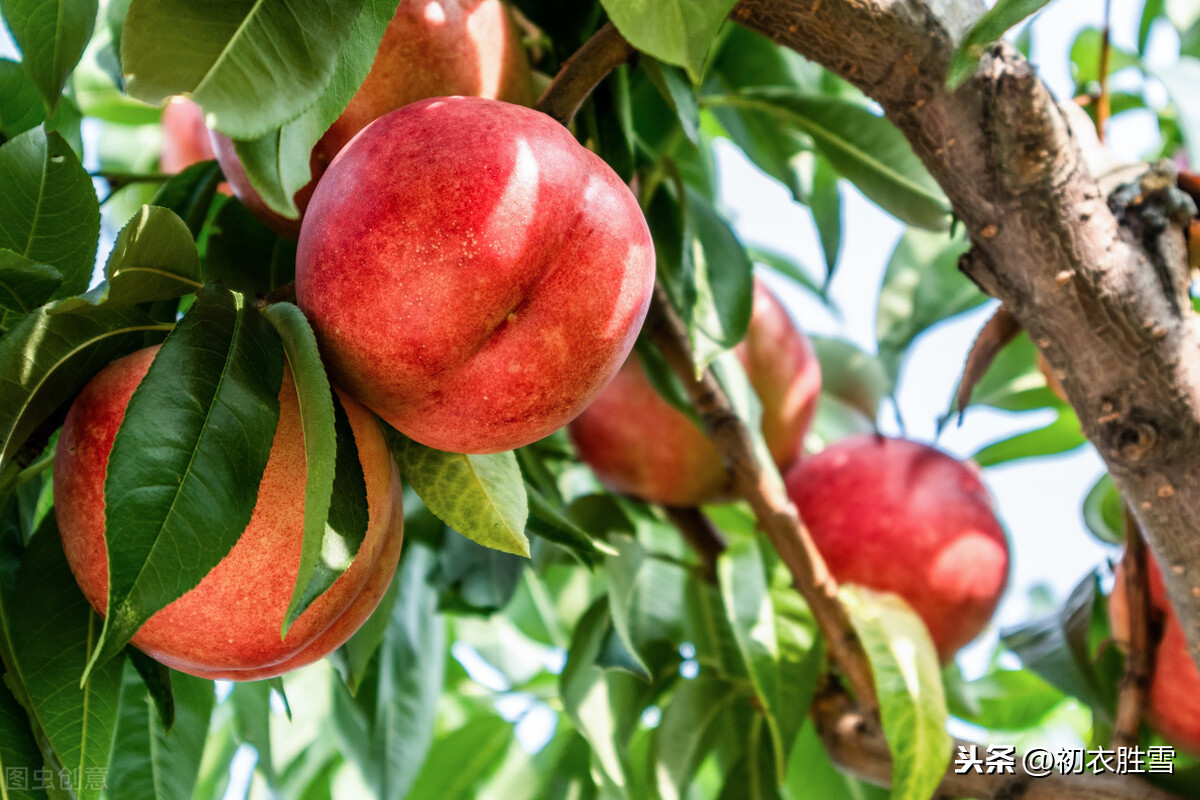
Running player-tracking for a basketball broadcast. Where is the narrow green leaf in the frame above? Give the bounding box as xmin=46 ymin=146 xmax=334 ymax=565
xmin=126 ymin=647 xmax=174 ymax=733
xmin=683 ymin=186 xmax=754 ymax=373
xmin=87 ymin=284 xmax=284 ymax=675
xmin=388 ymin=431 xmax=529 ymax=558
xmin=525 ymin=480 xmax=608 ymax=561
xmin=0 ymin=0 xmax=98 ymax=111
xmin=150 ymin=161 xmax=223 ymax=238
xmin=261 ymin=302 xmax=338 ymax=633
xmin=971 ymin=407 xmax=1086 ymax=467
xmin=232 ymin=0 xmax=400 ymax=217
xmin=600 ymin=0 xmax=738 ymax=82
xmin=4 ymin=519 xmax=125 ymax=800
xmin=434 ymin=529 xmax=526 ymax=614
xmin=105 ymin=662 xmax=215 ymax=800
xmin=0 ymin=249 xmax=61 ymax=313
xmin=812 ymin=337 xmax=888 ymax=423
xmin=53 ymin=205 xmax=202 ymax=314
xmin=644 ymin=58 xmax=699 ymax=145
xmin=876 ymin=228 xmax=978 ymax=386
xmin=811 ymin=155 xmax=842 ymax=282
xmin=1156 ymin=57 xmax=1200 ymax=168
xmin=202 ymin=197 xmax=296 ymax=294
xmin=0 ymin=304 xmax=167 ymax=474
xmin=121 ymin=0 xmax=370 ymax=140
xmin=405 ymin=714 xmax=512 ymax=799
xmin=948 ymin=0 xmax=1052 ymax=90
xmin=604 ymin=535 xmax=652 ymax=681
xmin=717 ymin=538 xmax=815 ymax=779
xmin=334 ymin=571 xmax=399 ymax=695
xmin=840 ymin=585 xmax=951 ymax=800
xmin=1082 ymin=473 xmax=1124 ymax=546
xmin=707 ymin=90 xmax=951 ymax=231
xmin=747 ymin=247 xmax=825 ymax=300
xmin=655 ymin=677 xmax=736 ymax=800
xmin=0 ymin=58 xmax=45 ymax=140
xmin=0 ymin=679 xmax=48 ymax=800
xmin=0 ymin=128 xmax=99 ymax=299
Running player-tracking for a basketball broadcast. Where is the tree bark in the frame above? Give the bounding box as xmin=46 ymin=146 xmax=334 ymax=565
xmin=735 ymin=0 xmax=1200 ymax=670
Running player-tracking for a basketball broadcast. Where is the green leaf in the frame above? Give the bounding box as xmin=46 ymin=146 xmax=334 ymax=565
xmin=560 ymin=600 xmax=631 ymax=795
xmin=0 ymin=678 xmax=48 ymax=800
xmin=1001 ymin=570 xmax=1123 ymax=722
xmin=336 ymin=543 xmax=445 ymax=800
xmin=644 ymin=58 xmax=699 ymax=145
xmin=947 ymin=666 xmax=1066 ymax=731
xmin=810 ymin=155 xmax=843 ymax=281
xmin=0 ymin=304 xmax=167 ymax=474
xmin=0 ymin=0 xmax=98 ymax=111
xmin=1069 ymin=28 xmax=1141 ymax=88
xmin=600 ymin=0 xmax=738 ymax=83
xmin=86 ymin=284 xmax=284 ymax=676
xmin=261 ymin=301 xmax=342 ymax=633
xmin=202 ymin=196 xmax=296 ymax=294
xmin=232 ymin=0 xmax=398 ymax=217
xmin=876 ymin=228 xmax=978 ymax=385
xmin=812 ymin=337 xmax=888 ymax=423
xmin=434 ymin=529 xmax=526 ymax=614
xmin=603 ymin=535 xmax=652 ymax=681
xmin=388 ymin=431 xmax=530 ymax=558
xmin=126 ymin=647 xmax=174 ymax=733
xmin=524 ymin=480 xmax=608 ymax=561
xmin=708 ymin=90 xmax=951 ymax=231
xmin=0 ymin=128 xmax=99 ymax=299
xmin=948 ymin=0 xmax=1051 ymax=90
xmin=333 ymin=570 xmax=398 ymax=695
xmin=105 ymin=663 xmax=215 ymax=800
xmin=718 ymin=714 xmax=783 ymax=800
xmin=747 ymin=247 xmax=825 ymax=300
xmin=654 ymin=677 xmax=737 ymax=800
xmin=1156 ymin=57 xmax=1200 ymax=168
xmin=1082 ymin=473 xmax=1124 ymax=546
xmin=405 ymin=713 xmax=513 ymax=799
xmin=120 ymin=0 xmax=369 ymax=140
xmin=0 ymin=58 xmax=45 ymax=140
xmin=150 ymin=161 xmax=223 ymax=238
xmin=53 ymin=205 xmax=202 ymax=313
xmin=0 ymin=249 xmax=61 ymax=313
xmin=840 ymin=585 xmax=951 ymax=800
xmin=971 ymin=407 xmax=1086 ymax=467
xmin=717 ymin=538 xmax=818 ymax=779
xmin=2 ymin=519 xmax=125 ymax=800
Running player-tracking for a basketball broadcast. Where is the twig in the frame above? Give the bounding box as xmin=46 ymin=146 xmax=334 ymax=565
xmin=1112 ymin=508 xmax=1160 ymax=750
xmin=663 ymin=506 xmax=726 ymax=582
xmin=534 ymin=23 xmax=636 ymax=126
xmin=1097 ymin=0 xmax=1113 ymax=142
xmin=641 ymin=283 xmax=879 ymax=719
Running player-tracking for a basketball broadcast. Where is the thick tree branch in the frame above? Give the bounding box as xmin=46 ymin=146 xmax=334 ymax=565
xmin=737 ymin=0 xmax=1200 ymax=674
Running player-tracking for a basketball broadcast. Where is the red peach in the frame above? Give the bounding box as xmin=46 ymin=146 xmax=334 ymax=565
xmin=53 ymin=346 xmax=404 ymax=680
xmin=296 ymin=96 xmax=656 ymax=454
xmin=785 ymin=435 xmax=1010 ymax=661
xmin=568 ymin=280 xmax=821 ymax=506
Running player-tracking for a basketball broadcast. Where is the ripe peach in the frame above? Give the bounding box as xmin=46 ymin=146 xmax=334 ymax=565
xmin=785 ymin=435 xmax=1010 ymax=661
xmin=296 ymin=96 xmax=656 ymax=454
xmin=1110 ymin=556 xmax=1200 ymax=755
xmin=53 ymin=346 xmax=403 ymax=680
xmin=211 ymin=0 xmax=533 ymax=237
xmin=160 ymin=97 xmax=216 ymax=174
xmin=568 ymin=280 xmax=821 ymax=506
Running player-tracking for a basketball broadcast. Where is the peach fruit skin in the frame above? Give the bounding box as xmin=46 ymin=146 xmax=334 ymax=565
xmin=211 ymin=0 xmax=533 ymax=238
xmin=160 ymin=97 xmax=216 ymax=173
xmin=296 ymin=96 xmax=657 ymax=454
xmin=1110 ymin=557 xmax=1200 ymax=755
xmin=53 ymin=346 xmax=404 ymax=681
xmin=568 ymin=280 xmax=821 ymax=507
xmin=785 ymin=435 xmax=1010 ymax=661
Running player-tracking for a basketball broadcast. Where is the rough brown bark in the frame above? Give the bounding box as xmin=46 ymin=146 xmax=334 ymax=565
xmin=736 ymin=0 xmax=1200 ymax=672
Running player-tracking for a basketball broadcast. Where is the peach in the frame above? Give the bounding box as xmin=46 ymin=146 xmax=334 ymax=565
xmin=53 ymin=346 xmax=403 ymax=680
xmin=785 ymin=435 xmax=1010 ymax=661
xmin=296 ymin=96 xmax=656 ymax=454
xmin=1110 ymin=556 xmax=1200 ymax=755
xmin=568 ymin=280 xmax=821 ymax=506
xmin=160 ymin=97 xmax=216 ymax=174
xmin=211 ymin=0 xmax=533 ymax=237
